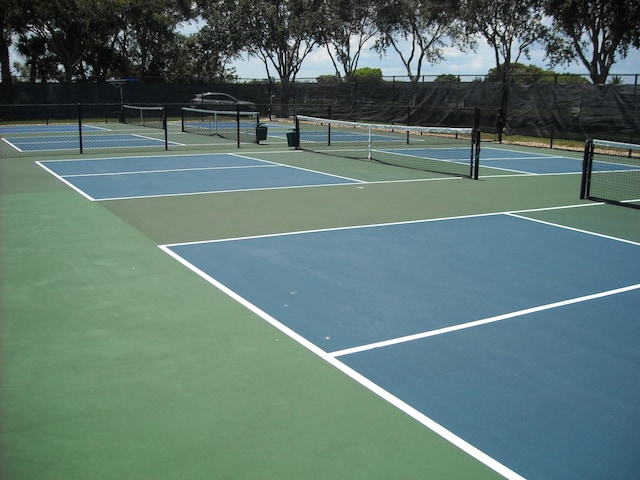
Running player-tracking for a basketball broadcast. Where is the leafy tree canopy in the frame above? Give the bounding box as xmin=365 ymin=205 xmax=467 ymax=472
xmin=544 ymin=0 xmax=640 ymax=84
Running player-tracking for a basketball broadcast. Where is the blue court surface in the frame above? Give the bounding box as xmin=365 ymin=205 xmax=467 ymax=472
xmin=480 ymin=147 xmax=585 ymax=174
xmin=0 ymin=124 xmax=106 ymax=134
xmin=299 ymin=130 xmax=408 ymax=143
xmin=6 ymin=133 xmax=172 ymax=152
xmin=161 ymin=214 xmax=640 ymax=480
xmin=38 ymin=153 xmax=361 ymax=200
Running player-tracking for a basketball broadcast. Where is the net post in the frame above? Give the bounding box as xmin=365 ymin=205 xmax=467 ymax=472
xmin=472 ymin=129 xmax=481 ymax=180
xmin=469 ymin=129 xmax=475 ymax=179
xmin=255 ymin=111 xmax=260 ymax=144
xmin=580 ymin=139 xmax=594 ymax=199
xmin=163 ymin=105 xmax=168 ymax=150
xmin=472 ymin=107 xmax=481 ymax=179
xmin=294 ymin=116 xmax=300 ymax=149
xmin=236 ymin=105 xmax=241 ymax=148
xmin=77 ymin=103 xmax=84 ymax=154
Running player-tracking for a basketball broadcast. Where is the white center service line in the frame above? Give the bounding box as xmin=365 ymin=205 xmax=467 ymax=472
xmin=329 ymin=283 xmax=640 ymax=358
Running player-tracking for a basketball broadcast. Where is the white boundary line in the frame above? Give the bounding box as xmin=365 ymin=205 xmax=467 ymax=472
xmin=157 ymin=210 xmax=639 ymax=480
xmin=230 ymin=153 xmax=365 ymax=184
xmin=62 ymin=164 xmax=280 ymax=178
xmin=34 ymin=152 xmax=273 ymax=163
xmin=507 ymin=213 xmax=640 ymax=246
xmin=481 ymin=146 xmax=583 ymax=160
xmin=158 ymin=243 xmax=527 ymax=480
xmin=329 ymin=283 xmax=640 ymax=357
xmin=94 ymin=181 xmax=365 ymax=202
xmin=161 ymin=204 xmax=619 ymax=248
xmin=2 ymin=137 xmax=23 ymax=152
xmin=38 ymin=152 xmax=366 ymax=201
xmin=36 ymin=161 xmax=96 ymax=201
xmin=161 ymin=211 xmax=499 ymax=247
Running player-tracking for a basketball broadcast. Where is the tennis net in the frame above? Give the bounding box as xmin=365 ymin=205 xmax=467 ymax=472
xmin=122 ymin=104 xmax=166 ymax=129
xmin=181 ymin=107 xmax=260 ymax=146
xmin=294 ymin=115 xmax=480 ymax=179
xmin=580 ymin=139 xmax=640 ymax=209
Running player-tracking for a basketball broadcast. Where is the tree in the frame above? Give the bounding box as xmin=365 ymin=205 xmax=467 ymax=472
xmin=161 ymin=28 xmax=239 ymax=82
xmin=544 ymin=0 xmax=640 ymax=84
xmin=434 ymin=73 xmax=460 ymax=82
xmin=15 ymin=33 xmax=60 ymax=82
xmin=372 ymin=0 xmax=470 ymax=83
xmin=249 ymin=0 xmax=322 ymax=103
xmin=200 ymin=0 xmax=323 ymax=110
xmin=486 ymin=63 xmax=553 ymax=83
xmin=459 ymin=0 xmax=547 ymax=140
xmin=317 ymin=0 xmax=378 ymax=80
xmin=485 ymin=63 xmax=591 ymax=83
xmin=0 ymin=0 xmax=28 ymax=84
xmin=353 ymin=66 xmax=382 ymax=83
xmin=10 ymin=0 xmax=193 ymax=82
xmin=22 ymin=0 xmax=118 ymax=81
xmin=460 ymin=0 xmax=548 ymax=83
xmin=111 ymin=0 xmax=192 ymax=79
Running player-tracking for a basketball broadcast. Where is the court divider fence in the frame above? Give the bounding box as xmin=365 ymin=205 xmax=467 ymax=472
xmin=0 ymin=103 xmax=277 ymax=157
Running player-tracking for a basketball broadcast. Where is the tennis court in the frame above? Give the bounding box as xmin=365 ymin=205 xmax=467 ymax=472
xmin=5 ymin=133 xmax=177 ymax=152
xmin=0 ymin=124 xmax=108 ymax=134
xmin=38 ymin=153 xmax=361 ymax=200
xmin=162 ymin=213 xmax=640 ymax=480
xmin=2 ymin=126 xmax=640 ymax=480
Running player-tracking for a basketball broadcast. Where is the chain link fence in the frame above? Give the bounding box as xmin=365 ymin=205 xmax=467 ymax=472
xmin=2 ymin=76 xmax=638 ymax=156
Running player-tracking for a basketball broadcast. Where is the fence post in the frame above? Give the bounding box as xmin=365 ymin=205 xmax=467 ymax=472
xmin=77 ymin=103 xmax=83 ymax=154
xmin=580 ymin=139 xmax=594 ymax=199
xmin=163 ymin=105 xmax=168 ymax=150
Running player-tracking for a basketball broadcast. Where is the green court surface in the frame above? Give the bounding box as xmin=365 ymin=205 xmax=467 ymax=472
xmin=1 ymin=140 xmax=639 ymax=480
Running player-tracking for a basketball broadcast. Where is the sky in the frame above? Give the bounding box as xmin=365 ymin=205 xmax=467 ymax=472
xmin=174 ymin=18 xmax=640 ymax=82
xmin=226 ymin=40 xmax=640 ymax=81
xmin=7 ymin=19 xmax=640 ymax=83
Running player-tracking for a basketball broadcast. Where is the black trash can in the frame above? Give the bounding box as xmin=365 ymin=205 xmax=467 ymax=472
xmin=256 ymin=125 xmax=268 ymax=142
xmin=286 ymin=131 xmax=297 ymax=147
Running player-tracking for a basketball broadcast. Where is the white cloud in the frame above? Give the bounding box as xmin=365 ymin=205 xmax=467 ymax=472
xmin=231 ymin=38 xmax=640 ymax=81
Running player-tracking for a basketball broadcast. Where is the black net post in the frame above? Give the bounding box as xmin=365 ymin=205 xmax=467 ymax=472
xmin=472 ymin=107 xmax=481 ymax=179
xmin=580 ymin=139 xmax=594 ymax=199
xmin=163 ymin=105 xmax=168 ymax=150
xmin=77 ymin=103 xmax=83 ymax=154
xmin=236 ymin=104 xmax=241 ymax=148
xmin=472 ymin=129 xmax=481 ymax=180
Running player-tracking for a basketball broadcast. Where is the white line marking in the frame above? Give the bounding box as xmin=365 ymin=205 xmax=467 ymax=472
xmin=480 ymin=171 xmax=582 ymax=178
xmin=160 ymin=205 xmax=618 ymax=248
xmin=231 ymin=153 xmax=366 ymax=183
xmin=94 ymin=181 xmax=362 ymax=201
xmin=482 ymin=146 xmax=581 ymax=159
xmin=2 ymin=137 xmax=23 ymax=152
xmin=157 ymin=210 xmax=639 ymax=479
xmin=160 ymin=212 xmax=501 ymax=247
xmin=507 ymin=213 xmax=640 ymax=246
xmin=61 ymin=164 xmax=279 ymax=178
xmin=329 ymin=284 xmax=640 ymax=357
xmin=36 ymin=161 xmax=96 ymax=201
xmin=158 ymin=244 xmax=527 ymax=480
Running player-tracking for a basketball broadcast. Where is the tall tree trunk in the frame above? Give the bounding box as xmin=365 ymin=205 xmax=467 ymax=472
xmin=0 ymin=32 xmax=12 ymax=84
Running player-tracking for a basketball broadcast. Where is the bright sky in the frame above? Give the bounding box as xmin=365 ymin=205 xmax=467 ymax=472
xmin=177 ymin=18 xmax=640 ymax=81
xmin=228 ymin=40 xmax=640 ymax=81
xmin=7 ymin=19 xmax=639 ymax=82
